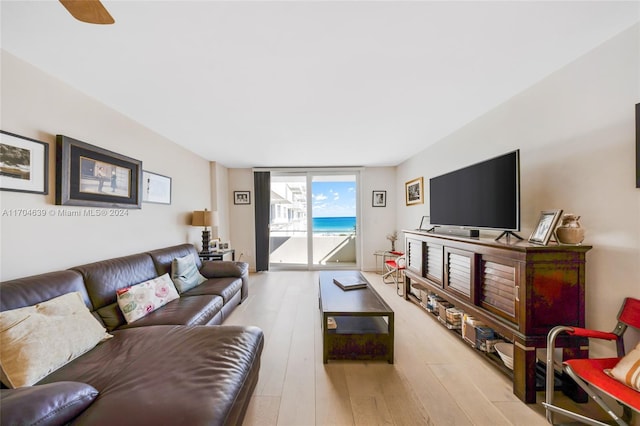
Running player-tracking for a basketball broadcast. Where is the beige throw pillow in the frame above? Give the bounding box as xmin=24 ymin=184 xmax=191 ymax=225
xmin=609 ymin=342 xmax=640 ymax=391
xmin=0 ymin=292 xmax=111 ymax=388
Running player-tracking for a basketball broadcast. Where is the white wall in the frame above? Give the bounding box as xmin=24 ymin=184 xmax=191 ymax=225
xmin=396 ymin=24 xmax=640 ymax=356
xmin=0 ymin=51 xmax=212 ymax=280
xmin=360 ymin=167 xmax=397 ymax=271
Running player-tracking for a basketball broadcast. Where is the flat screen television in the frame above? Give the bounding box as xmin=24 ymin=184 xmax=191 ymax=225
xmin=429 ymin=150 xmax=520 ymax=238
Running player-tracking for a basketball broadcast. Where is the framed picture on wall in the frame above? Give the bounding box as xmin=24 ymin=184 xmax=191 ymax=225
xmin=636 ymin=104 xmax=640 ymax=188
xmin=528 ymin=209 xmax=563 ymax=245
xmin=0 ymin=130 xmax=49 ymax=194
xmin=234 ymin=191 xmax=251 ymax=205
xmin=405 ymin=177 xmax=424 ymax=206
xmin=56 ymin=135 xmax=142 ymax=208
xmin=142 ymin=170 xmax=171 ymax=205
xmin=372 ymin=190 xmax=386 ymax=207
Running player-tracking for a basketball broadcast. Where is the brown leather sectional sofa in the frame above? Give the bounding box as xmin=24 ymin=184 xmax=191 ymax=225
xmin=0 ymin=243 xmax=264 ymax=426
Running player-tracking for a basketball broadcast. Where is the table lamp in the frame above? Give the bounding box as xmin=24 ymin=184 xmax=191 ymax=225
xmin=192 ymin=209 xmax=212 ymax=254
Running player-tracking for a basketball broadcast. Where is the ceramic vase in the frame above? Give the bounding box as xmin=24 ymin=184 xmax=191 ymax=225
xmin=555 ymin=214 xmax=585 ymax=245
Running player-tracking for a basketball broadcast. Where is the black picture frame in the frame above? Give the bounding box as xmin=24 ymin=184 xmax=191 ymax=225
xmin=0 ymin=130 xmax=49 ymax=194
xmin=234 ymin=191 xmax=251 ymax=205
xmin=142 ymin=170 xmax=172 ymax=205
xmin=56 ymin=135 xmax=142 ymax=209
xmin=528 ymin=209 xmax=563 ymax=245
xmin=636 ymin=104 xmax=640 ymax=188
xmin=372 ymin=190 xmax=386 ymax=207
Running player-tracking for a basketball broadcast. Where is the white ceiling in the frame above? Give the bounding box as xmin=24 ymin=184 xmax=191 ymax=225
xmin=1 ymin=1 xmax=639 ymax=168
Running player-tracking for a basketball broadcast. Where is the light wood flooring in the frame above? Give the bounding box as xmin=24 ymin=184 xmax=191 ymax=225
xmin=225 ymin=271 xmax=610 ymax=426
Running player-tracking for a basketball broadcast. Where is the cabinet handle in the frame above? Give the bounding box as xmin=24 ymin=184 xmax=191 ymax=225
xmin=515 ymin=285 xmax=520 ymax=302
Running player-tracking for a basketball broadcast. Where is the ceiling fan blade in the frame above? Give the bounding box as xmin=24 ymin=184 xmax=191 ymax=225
xmin=59 ymin=0 xmax=115 ymax=25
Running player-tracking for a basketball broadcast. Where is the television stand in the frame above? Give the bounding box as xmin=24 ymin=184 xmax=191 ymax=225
xmin=495 ymin=231 xmax=523 ymax=242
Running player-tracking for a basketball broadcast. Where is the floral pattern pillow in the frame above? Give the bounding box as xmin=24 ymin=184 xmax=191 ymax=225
xmin=116 ymin=274 xmax=179 ymax=324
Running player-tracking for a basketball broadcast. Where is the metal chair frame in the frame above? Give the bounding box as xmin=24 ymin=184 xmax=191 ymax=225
xmin=543 ymin=297 xmax=640 ymax=426
xmin=382 ymin=252 xmax=405 ymax=295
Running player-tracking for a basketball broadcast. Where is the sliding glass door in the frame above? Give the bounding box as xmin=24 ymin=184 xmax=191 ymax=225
xmin=269 ymin=171 xmax=359 ymax=269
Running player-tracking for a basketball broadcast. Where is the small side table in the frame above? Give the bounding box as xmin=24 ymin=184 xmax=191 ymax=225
xmin=199 ymin=249 xmax=235 ymax=262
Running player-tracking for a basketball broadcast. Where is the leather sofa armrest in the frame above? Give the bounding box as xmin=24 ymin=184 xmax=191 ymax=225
xmin=200 ymin=261 xmax=248 ymax=279
xmin=200 ymin=261 xmax=250 ymax=303
xmin=0 ymin=381 xmax=98 ymax=426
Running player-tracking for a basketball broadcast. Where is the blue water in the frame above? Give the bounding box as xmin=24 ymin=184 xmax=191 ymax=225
xmin=312 ymin=217 xmax=356 ymax=233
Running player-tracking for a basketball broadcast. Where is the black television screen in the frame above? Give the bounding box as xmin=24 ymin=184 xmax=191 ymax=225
xmin=429 ymin=150 xmax=520 ymax=232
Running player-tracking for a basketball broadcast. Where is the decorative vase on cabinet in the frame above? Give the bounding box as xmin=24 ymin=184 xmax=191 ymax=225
xmin=555 ymin=214 xmax=585 ymax=245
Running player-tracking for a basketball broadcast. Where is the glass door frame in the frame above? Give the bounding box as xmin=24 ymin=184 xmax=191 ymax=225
xmin=267 ymin=168 xmax=361 ymax=271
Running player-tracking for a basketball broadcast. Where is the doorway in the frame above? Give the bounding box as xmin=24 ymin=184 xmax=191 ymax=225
xmin=269 ymin=171 xmax=359 ymax=269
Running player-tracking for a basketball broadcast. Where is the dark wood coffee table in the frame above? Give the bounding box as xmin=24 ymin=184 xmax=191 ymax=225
xmin=319 ymin=271 xmax=394 ymax=363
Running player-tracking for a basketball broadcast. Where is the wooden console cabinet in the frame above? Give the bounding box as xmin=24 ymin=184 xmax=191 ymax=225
xmin=403 ymin=230 xmax=591 ymax=403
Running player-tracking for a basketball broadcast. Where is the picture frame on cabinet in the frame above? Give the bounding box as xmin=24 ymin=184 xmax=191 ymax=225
xmin=0 ymin=130 xmax=49 ymax=194
xmin=528 ymin=209 xmax=563 ymax=245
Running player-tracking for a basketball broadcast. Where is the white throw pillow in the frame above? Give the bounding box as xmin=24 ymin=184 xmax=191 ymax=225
xmin=608 ymin=342 xmax=640 ymax=391
xmin=116 ymin=273 xmax=179 ymax=324
xmin=171 ymin=254 xmax=206 ymax=293
xmin=0 ymin=292 xmax=111 ymax=388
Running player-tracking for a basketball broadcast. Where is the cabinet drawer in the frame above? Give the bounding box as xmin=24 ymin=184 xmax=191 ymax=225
xmin=444 ymin=247 xmax=475 ymax=300
xmin=406 ymin=238 xmax=424 ymax=275
xmin=425 ymin=242 xmax=443 ymax=285
xmin=479 ymin=256 xmax=519 ymax=324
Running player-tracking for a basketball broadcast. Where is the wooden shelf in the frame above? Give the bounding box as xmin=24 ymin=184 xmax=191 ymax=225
xmin=402 ymin=230 xmax=590 ymax=403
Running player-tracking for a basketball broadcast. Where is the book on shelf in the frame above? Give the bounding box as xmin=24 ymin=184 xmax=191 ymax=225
xmin=333 ymin=275 xmax=367 ymax=290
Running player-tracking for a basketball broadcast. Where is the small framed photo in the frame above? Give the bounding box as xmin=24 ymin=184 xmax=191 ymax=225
xmin=372 ymin=190 xmax=386 ymax=207
xmin=405 ymin=177 xmax=424 ymax=206
xmin=529 ymin=209 xmax=563 ymax=245
xmin=142 ymin=170 xmax=171 ymax=205
xmin=234 ymin=191 xmax=251 ymax=205
xmin=0 ymin=130 xmax=49 ymax=194
xmin=56 ymin=135 xmax=142 ymax=209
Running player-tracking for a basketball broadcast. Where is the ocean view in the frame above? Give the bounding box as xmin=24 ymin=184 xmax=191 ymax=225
xmin=312 ymin=216 xmax=356 ymax=233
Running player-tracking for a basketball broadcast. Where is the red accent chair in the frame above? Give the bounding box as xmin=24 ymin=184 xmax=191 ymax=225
xmin=382 ymin=251 xmax=405 ymax=295
xmin=543 ymin=297 xmax=640 ymax=425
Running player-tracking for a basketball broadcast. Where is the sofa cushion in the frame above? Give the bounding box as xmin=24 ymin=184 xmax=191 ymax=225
xmin=116 ymin=274 xmax=180 ymax=324
xmin=72 ymin=253 xmax=159 ymax=315
xmin=38 ymin=325 xmax=264 ymax=426
xmin=147 ymin=244 xmax=202 ymax=277
xmin=0 ymin=270 xmax=91 ymax=312
xmin=171 ymin=254 xmax=207 ymax=293
xmin=0 ymin=381 xmax=98 ymax=426
xmin=0 ymin=292 xmax=111 ymax=388
xmin=116 ymin=295 xmax=224 ymax=329
xmin=184 ymin=277 xmax=242 ymax=304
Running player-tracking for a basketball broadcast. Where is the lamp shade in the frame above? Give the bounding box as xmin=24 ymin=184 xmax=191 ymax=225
xmin=192 ymin=210 xmax=212 ymax=227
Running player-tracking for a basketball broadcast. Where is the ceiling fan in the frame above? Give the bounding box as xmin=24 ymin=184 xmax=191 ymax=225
xmin=59 ymin=0 xmax=115 ymax=25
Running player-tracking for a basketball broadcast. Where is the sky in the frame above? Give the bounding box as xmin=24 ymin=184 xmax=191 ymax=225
xmin=312 ymin=180 xmax=356 ymax=218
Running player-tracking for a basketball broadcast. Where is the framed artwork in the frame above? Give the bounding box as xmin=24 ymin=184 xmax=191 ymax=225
xmin=142 ymin=170 xmax=171 ymax=205
xmin=372 ymin=190 xmax=386 ymax=207
xmin=56 ymin=135 xmax=142 ymax=209
xmin=636 ymin=104 xmax=640 ymax=188
xmin=529 ymin=209 xmax=563 ymax=245
xmin=0 ymin=130 xmax=49 ymax=194
xmin=405 ymin=177 xmax=424 ymax=206
xmin=234 ymin=191 xmax=251 ymax=205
